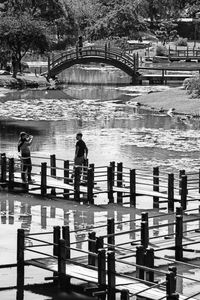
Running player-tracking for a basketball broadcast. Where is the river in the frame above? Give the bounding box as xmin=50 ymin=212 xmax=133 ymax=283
xmin=0 ymin=64 xmax=200 ymax=299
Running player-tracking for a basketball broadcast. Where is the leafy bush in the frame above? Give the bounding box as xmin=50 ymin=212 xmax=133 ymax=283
xmin=156 ymin=45 xmax=168 ymax=56
xmin=176 ymin=38 xmax=188 ymax=47
xmin=183 ymin=76 xmax=200 ymax=98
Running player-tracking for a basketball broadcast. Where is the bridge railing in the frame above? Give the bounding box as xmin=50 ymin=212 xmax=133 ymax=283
xmin=49 ymin=46 xmax=138 ymax=71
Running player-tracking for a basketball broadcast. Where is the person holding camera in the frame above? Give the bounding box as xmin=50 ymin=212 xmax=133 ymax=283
xmin=18 ymin=132 xmax=33 ymax=183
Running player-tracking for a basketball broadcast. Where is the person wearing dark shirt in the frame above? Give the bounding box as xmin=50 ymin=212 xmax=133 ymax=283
xmin=73 ymin=132 xmax=88 ymax=181
xmin=75 ymin=132 xmax=88 ymax=166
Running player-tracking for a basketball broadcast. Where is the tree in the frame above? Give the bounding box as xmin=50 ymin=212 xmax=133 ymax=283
xmin=155 ymin=20 xmax=178 ymax=44
xmin=87 ymin=1 xmax=148 ymax=40
xmin=0 ymin=12 xmax=51 ymax=77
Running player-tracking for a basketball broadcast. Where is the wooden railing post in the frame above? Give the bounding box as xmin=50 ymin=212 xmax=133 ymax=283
xmin=64 ymin=160 xmax=69 ymax=200
xmin=166 ymin=271 xmax=179 ymax=300
xmin=8 ymin=157 xmax=14 ymax=192
xmin=107 ymin=218 xmax=115 ymax=251
xmin=168 ymin=173 xmax=174 ymax=212
xmin=41 ymin=162 xmax=47 ymax=196
xmin=136 ymin=245 xmax=145 ymax=280
xmin=74 ymin=166 xmax=80 ymax=202
xmin=110 ymin=161 xmax=115 ymax=186
xmin=62 ymin=226 xmax=70 ymax=259
xmin=121 ymin=290 xmax=129 ymax=300
xmin=117 ymin=162 xmax=123 ymax=204
xmin=107 ymin=251 xmax=116 ymax=300
xmin=107 ymin=166 xmax=114 ymax=203
xmin=88 ymin=231 xmax=96 ymax=266
xmin=17 ymin=229 xmax=25 ymax=290
xmin=53 ymin=226 xmax=61 ymax=256
xmin=98 ymin=249 xmax=106 ymax=295
xmin=179 ymin=170 xmax=185 ymax=195
xmin=1 ymin=153 xmax=7 ymax=183
xmin=87 ymin=167 xmax=94 ymax=204
xmin=175 ymin=214 xmax=183 ymax=261
xmin=130 ymin=169 xmax=136 ymax=207
xmin=141 ymin=212 xmax=149 ymax=249
xmin=153 ymin=167 xmax=159 ymax=209
xmin=145 ymin=248 xmax=154 ymax=282
xmin=50 ymin=154 xmax=56 ymax=177
xmin=58 ymin=239 xmax=67 ymax=292
xmin=180 ymin=175 xmax=187 ymax=210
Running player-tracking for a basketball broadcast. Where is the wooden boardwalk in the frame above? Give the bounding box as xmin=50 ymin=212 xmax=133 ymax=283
xmin=1 ymin=153 xmax=200 ymax=212
xmin=15 ymin=207 xmax=200 ymax=300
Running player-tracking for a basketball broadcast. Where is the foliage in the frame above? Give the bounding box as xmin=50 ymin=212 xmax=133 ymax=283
xmin=183 ymin=76 xmax=200 ymax=98
xmin=0 ymin=12 xmax=51 ymax=77
xmin=175 ymin=37 xmax=188 ymax=46
xmin=155 ymin=20 xmax=178 ymax=44
xmin=86 ymin=2 xmax=148 ymax=40
xmin=156 ymin=44 xmax=168 ymax=56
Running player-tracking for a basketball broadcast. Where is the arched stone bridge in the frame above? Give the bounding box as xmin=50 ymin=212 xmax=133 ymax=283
xmin=46 ymin=46 xmax=139 ymax=80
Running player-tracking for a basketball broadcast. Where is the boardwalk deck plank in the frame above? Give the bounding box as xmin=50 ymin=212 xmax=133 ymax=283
xmin=26 ymin=258 xmax=198 ymax=300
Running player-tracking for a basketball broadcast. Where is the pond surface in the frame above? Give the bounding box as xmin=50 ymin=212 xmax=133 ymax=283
xmin=0 ymin=64 xmax=200 ymax=299
xmin=0 ymin=64 xmax=200 ymax=173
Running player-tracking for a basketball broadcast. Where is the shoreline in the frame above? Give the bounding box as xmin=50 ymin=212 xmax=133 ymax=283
xmin=136 ymin=86 xmax=200 ymax=116
xmin=0 ymin=73 xmax=49 ymax=89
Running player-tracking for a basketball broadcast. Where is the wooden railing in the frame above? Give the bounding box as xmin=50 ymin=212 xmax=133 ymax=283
xmin=47 ymin=46 xmax=139 ymax=76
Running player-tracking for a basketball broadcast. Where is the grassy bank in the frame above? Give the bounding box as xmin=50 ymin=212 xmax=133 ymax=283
xmin=137 ymin=86 xmax=200 ymax=115
xmin=0 ymin=73 xmax=49 ymax=88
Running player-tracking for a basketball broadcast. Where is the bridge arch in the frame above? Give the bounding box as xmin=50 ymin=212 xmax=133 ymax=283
xmin=46 ymin=46 xmax=139 ymax=79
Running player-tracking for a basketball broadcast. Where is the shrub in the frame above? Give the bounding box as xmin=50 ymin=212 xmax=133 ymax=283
xmin=176 ymin=37 xmax=188 ymax=47
xmin=156 ymin=45 xmax=168 ymax=56
xmin=183 ymin=76 xmax=200 ymax=98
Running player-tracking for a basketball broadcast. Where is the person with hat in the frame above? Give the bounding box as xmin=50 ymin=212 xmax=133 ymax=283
xmin=18 ymin=132 xmax=33 ymax=183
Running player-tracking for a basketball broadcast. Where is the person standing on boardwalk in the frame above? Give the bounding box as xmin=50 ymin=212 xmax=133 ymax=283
xmin=74 ymin=132 xmax=88 ymax=180
xmin=18 ymin=132 xmax=33 ymax=183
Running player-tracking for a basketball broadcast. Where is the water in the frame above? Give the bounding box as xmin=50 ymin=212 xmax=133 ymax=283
xmin=1 ymin=63 xmax=200 ymax=299
xmin=0 ymin=65 xmax=200 ymax=173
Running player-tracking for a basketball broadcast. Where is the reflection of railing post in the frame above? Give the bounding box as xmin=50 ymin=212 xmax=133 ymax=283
xmin=121 ymin=290 xmax=129 ymax=300
xmin=153 ymin=166 xmax=159 ymax=209
xmin=168 ymin=173 xmax=174 ymax=212
xmin=8 ymin=157 xmax=14 ymax=192
xmin=41 ymin=162 xmax=47 ymax=196
xmin=130 ymin=169 xmax=136 ymax=206
xmin=64 ymin=160 xmax=69 ymax=200
xmin=50 ymin=154 xmax=56 ymax=177
xmin=117 ymin=162 xmax=123 ymax=204
xmin=17 ymin=229 xmax=25 ymax=290
xmin=1 ymin=153 xmax=6 ymax=183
